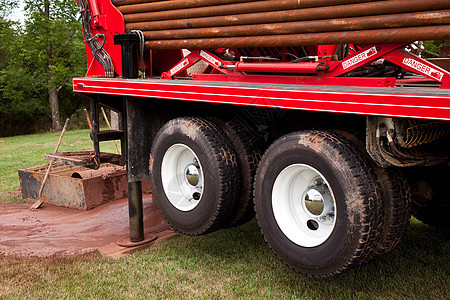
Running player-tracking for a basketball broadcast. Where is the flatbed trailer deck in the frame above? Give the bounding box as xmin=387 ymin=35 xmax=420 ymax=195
xmin=74 ymin=77 xmax=450 ymax=121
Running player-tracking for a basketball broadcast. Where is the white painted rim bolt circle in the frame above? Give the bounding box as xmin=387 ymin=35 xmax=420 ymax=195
xmin=272 ymin=164 xmax=336 ymax=248
xmin=161 ymin=144 xmax=204 ymax=212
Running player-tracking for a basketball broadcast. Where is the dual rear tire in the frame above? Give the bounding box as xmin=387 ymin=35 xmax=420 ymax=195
xmin=150 ymin=119 xmax=411 ymax=277
xmin=150 ymin=117 xmax=240 ymax=235
xmin=150 ymin=117 xmax=260 ymax=235
xmin=254 ymin=131 xmax=383 ymax=277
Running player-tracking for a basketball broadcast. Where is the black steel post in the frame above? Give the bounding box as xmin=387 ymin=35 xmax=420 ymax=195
xmin=114 ymin=29 xmax=148 ymax=243
xmin=128 ymin=180 xmax=144 ymax=242
xmin=90 ymin=98 xmax=101 ymax=169
xmin=114 ymin=31 xmax=140 ymax=79
xmin=122 ymin=97 xmax=145 ymax=243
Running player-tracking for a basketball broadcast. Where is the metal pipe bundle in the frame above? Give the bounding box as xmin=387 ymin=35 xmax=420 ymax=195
xmin=142 ymin=10 xmax=450 ymax=40
xmin=121 ymin=0 xmax=378 ymax=23
xmin=144 ymin=25 xmax=450 ymax=49
xmin=117 ymin=0 xmax=258 ymax=15
xmin=114 ymin=0 xmax=450 ymax=50
xmin=113 ymin=0 xmax=171 ymax=5
xmin=127 ymin=0 xmax=450 ymax=31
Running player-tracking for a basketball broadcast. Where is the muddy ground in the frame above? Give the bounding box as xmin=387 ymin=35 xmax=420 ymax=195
xmin=0 ymin=195 xmax=172 ymax=258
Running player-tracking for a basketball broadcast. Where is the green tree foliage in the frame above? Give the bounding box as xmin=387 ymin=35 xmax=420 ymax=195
xmin=0 ymin=21 xmax=15 ymax=70
xmin=0 ymin=0 xmax=18 ymax=19
xmin=0 ymin=0 xmax=86 ymax=136
xmin=0 ymin=1 xmax=19 ymax=69
xmin=422 ymin=41 xmax=444 ymax=58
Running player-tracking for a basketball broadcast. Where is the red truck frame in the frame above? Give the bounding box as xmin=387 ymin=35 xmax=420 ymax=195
xmin=72 ymin=0 xmax=450 ymax=278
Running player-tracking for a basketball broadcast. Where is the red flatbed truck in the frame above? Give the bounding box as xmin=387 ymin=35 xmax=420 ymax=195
xmin=72 ymin=0 xmax=450 ymax=277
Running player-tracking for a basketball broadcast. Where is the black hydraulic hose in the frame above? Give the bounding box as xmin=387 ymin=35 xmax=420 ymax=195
xmin=79 ymin=0 xmax=114 ymax=77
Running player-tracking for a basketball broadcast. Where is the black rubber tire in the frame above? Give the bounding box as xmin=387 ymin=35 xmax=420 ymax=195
xmin=254 ymin=130 xmax=382 ymax=278
xmin=149 ymin=117 xmax=240 ymax=236
xmin=210 ymin=118 xmax=262 ymax=228
xmin=333 ymin=130 xmax=412 ymax=259
xmin=370 ymin=168 xmax=411 ymax=259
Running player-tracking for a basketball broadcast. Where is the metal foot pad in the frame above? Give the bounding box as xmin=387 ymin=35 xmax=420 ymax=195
xmin=117 ymin=234 xmax=157 ymax=248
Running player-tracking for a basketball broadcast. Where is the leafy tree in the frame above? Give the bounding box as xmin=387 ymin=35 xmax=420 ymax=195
xmin=422 ymin=41 xmax=444 ymax=58
xmin=0 ymin=1 xmax=19 ymax=69
xmin=0 ymin=0 xmax=18 ymax=19
xmin=0 ymin=6 xmax=24 ymax=136
xmin=0 ymin=20 xmax=49 ymax=137
xmin=25 ymin=0 xmax=86 ymax=131
xmin=1 ymin=0 xmax=86 ymax=133
xmin=0 ymin=21 xmax=15 ymax=70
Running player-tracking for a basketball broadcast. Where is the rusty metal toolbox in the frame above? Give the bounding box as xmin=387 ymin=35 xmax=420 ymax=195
xmin=18 ymin=163 xmax=129 ymax=210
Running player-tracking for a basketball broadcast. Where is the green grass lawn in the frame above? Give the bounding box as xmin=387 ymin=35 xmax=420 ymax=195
xmin=0 ymin=130 xmax=449 ymax=299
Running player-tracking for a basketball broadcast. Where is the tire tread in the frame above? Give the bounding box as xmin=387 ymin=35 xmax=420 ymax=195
xmin=150 ymin=117 xmax=240 ymax=236
xmin=254 ymin=130 xmax=383 ymax=278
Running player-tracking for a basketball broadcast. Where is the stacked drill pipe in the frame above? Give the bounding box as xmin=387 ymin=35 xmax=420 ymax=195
xmin=113 ymin=0 xmax=450 ymax=50
xmin=118 ymin=0 xmax=377 ymax=22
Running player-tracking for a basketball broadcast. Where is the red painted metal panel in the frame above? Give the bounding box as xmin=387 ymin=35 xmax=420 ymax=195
xmin=325 ymin=43 xmax=408 ymax=77
xmin=192 ymin=74 xmax=396 ymax=88
xmin=74 ymin=78 xmax=450 ymax=121
xmin=383 ymin=49 xmax=450 ymax=87
xmin=84 ymin=0 xmax=125 ymax=77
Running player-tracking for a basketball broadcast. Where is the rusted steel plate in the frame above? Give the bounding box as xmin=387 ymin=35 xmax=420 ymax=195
xmin=427 ymin=58 xmax=450 ymax=72
xmin=144 ymin=25 xmax=450 ymax=49
xmin=126 ymin=0 xmax=450 ymax=31
xmin=441 ymin=42 xmax=450 ymax=58
xmin=142 ymin=10 xmax=450 ymax=40
xmin=45 ymin=151 xmax=124 ymax=167
xmin=18 ymin=163 xmax=129 ymax=210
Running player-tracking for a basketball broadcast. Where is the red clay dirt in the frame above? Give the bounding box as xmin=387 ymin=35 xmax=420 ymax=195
xmin=0 ymin=195 xmax=175 ymax=258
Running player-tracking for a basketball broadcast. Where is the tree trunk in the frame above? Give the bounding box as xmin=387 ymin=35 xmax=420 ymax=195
xmin=45 ymin=0 xmax=61 ymax=132
xmin=49 ymin=86 xmax=61 ymax=132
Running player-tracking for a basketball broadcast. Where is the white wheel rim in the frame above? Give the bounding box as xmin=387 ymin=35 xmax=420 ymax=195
xmin=272 ymin=164 xmax=336 ymax=247
xmin=161 ymin=144 xmax=204 ymax=212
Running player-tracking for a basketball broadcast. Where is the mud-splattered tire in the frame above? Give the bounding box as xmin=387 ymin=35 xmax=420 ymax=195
xmin=333 ymin=130 xmax=412 ymax=259
xmin=210 ymin=118 xmax=262 ymax=227
xmin=370 ymin=168 xmax=411 ymax=259
xmin=254 ymin=130 xmax=382 ymax=277
xmin=149 ymin=117 xmax=240 ymax=236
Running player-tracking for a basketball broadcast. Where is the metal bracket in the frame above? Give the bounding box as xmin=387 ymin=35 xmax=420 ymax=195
xmin=326 ymin=43 xmax=409 ymax=77
xmin=383 ymin=49 xmax=450 ymax=88
xmin=161 ymin=50 xmax=235 ymax=79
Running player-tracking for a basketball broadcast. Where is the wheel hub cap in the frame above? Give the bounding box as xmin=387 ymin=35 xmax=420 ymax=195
xmin=161 ymin=144 xmax=204 ymax=211
xmin=272 ymin=164 xmax=336 ymax=247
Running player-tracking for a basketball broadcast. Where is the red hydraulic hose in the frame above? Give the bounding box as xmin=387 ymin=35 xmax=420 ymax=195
xmin=231 ymin=62 xmax=328 ymax=73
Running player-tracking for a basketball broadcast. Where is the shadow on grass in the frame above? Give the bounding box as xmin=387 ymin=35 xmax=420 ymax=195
xmin=1 ymin=217 xmax=447 ymax=299
xmin=170 ymin=217 xmax=449 ymax=299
